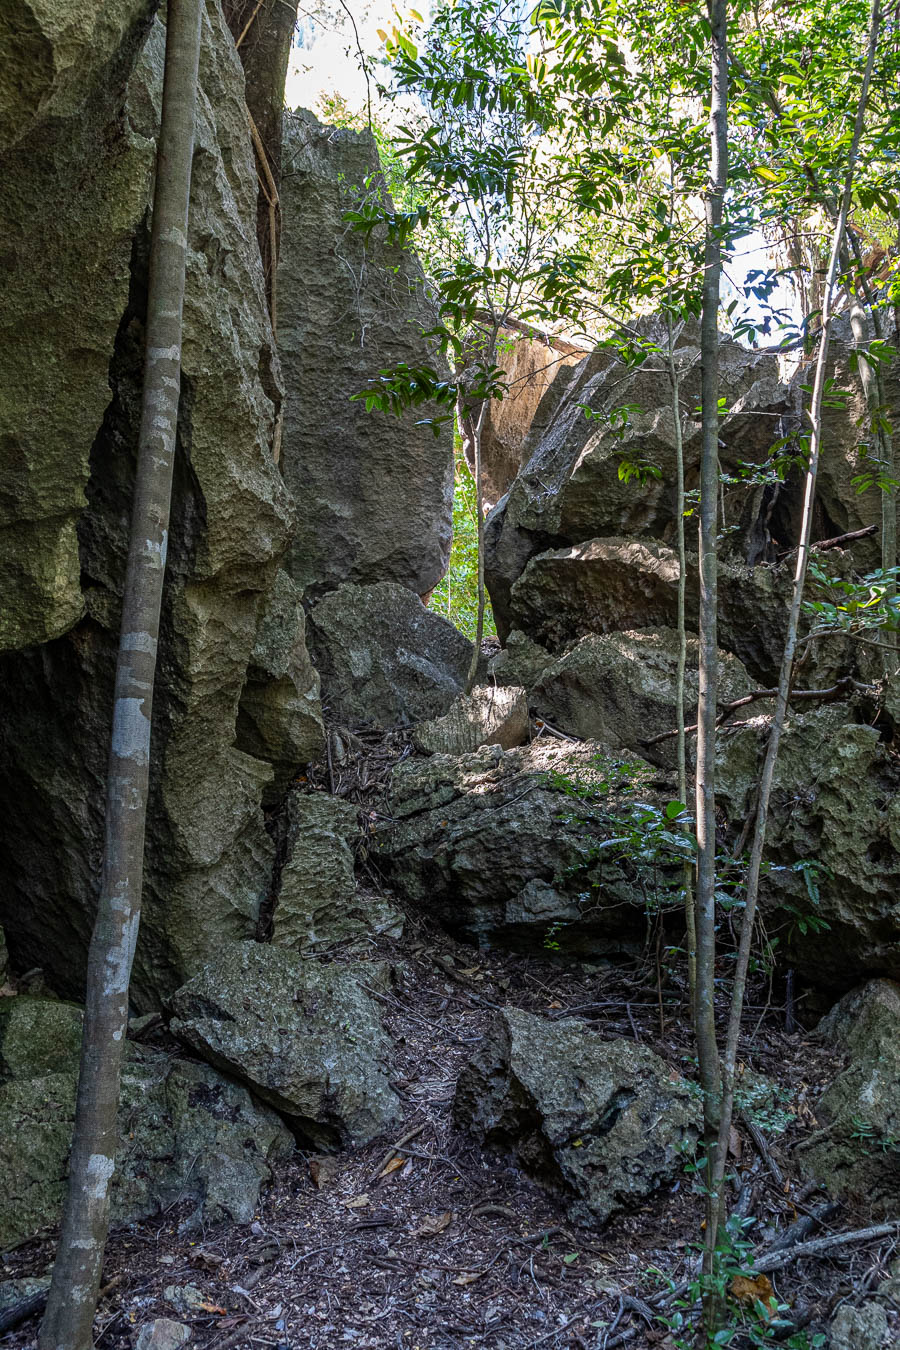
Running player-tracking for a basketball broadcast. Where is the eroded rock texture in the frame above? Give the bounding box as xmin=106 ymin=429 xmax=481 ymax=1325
xmin=277 ymin=109 xmax=453 ymax=600
xmin=167 ymin=942 xmax=401 ymax=1148
xmin=308 ymin=581 xmax=473 ymax=728
xmin=455 ymin=1008 xmax=699 ymax=1225
xmin=0 ymin=0 xmax=312 ymax=1008
xmin=0 ymin=995 xmax=291 ymax=1248
xmin=803 ymin=979 xmax=900 ymax=1216
xmin=379 ymin=740 xmax=680 ymax=952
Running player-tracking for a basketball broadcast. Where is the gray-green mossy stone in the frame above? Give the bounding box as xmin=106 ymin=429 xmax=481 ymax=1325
xmin=804 ymin=979 xmax=900 ymax=1216
xmin=0 ymin=996 xmax=83 ymax=1078
xmin=379 ymin=739 xmax=670 ymax=954
xmin=167 ymin=942 xmax=401 ymax=1149
xmin=0 ymin=995 xmax=291 ymax=1248
xmin=0 ymin=0 xmax=295 ymax=1011
xmin=277 ymin=108 xmax=452 ymax=600
xmin=455 ymin=1007 xmax=699 ymax=1225
xmin=135 ymin=1320 xmax=192 ymax=1350
xmin=827 ymin=1303 xmax=891 ymax=1350
xmin=413 ymin=685 xmax=529 ymax=756
xmin=272 ymin=791 xmax=402 ymax=953
xmin=308 ymin=581 xmax=473 ymax=729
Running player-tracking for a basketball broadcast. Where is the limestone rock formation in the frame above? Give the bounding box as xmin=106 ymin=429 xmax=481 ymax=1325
xmin=826 ymin=1304 xmax=891 ymax=1350
xmin=308 ymin=581 xmax=473 ymax=728
xmin=476 ymin=330 xmax=586 ymax=508
xmin=271 ymin=790 xmax=403 ymax=951
xmin=484 ymin=327 xmax=796 ymax=641
xmin=0 ymin=0 xmax=317 ymax=1008
xmin=277 ymin=108 xmax=453 ymax=599
xmin=236 ymin=569 xmax=325 ymax=804
xmin=504 ymin=538 xmax=793 ymax=681
xmin=454 ymin=1008 xmax=699 ymax=1225
xmin=803 ymin=979 xmax=900 ymax=1214
xmin=716 ymin=711 xmax=900 ymax=985
xmin=532 ymin=629 xmax=753 ymax=767
xmin=0 ymin=995 xmax=292 ymax=1248
xmin=379 ymin=739 xmax=680 ymax=952
xmin=413 ymin=685 xmax=529 ymax=756
xmin=167 ymin=942 xmax=401 ymax=1148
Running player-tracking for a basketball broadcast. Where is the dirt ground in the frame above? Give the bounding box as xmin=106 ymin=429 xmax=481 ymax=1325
xmin=3 ymin=895 xmax=898 ymax=1350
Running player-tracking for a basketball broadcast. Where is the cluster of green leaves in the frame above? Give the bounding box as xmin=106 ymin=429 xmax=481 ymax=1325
xmin=803 ymin=560 xmax=900 ymax=637
xmin=538 ymin=752 xmax=695 ymax=923
xmin=656 ymin=1212 xmax=825 ymax=1348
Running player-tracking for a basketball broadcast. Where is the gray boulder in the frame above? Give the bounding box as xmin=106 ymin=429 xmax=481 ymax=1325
xmin=0 ymin=995 xmax=292 ymax=1249
xmin=277 ymin=108 xmax=452 ymax=600
xmin=378 ymin=739 xmax=683 ymax=952
xmin=504 ymin=537 xmax=792 ymax=682
xmin=167 ymin=942 xmax=401 ymax=1148
xmin=308 ymin=581 xmax=473 ymax=728
xmin=271 ymin=790 xmax=403 ymax=952
xmin=827 ymin=1303 xmax=891 ymax=1350
xmin=716 ymin=711 xmax=900 ymax=985
xmin=455 ymin=1008 xmax=699 ymax=1225
xmin=532 ymin=628 xmax=752 ymax=767
xmin=236 ymin=569 xmax=325 ymax=804
xmin=484 ymin=327 xmax=795 ymax=642
xmin=135 ymin=1322 xmax=192 ymax=1350
xmin=803 ymin=980 xmax=900 ymax=1215
xmin=0 ymin=0 xmax=296 ymax=1009
xmin=414 ymin=685 xmax=529 ymax=756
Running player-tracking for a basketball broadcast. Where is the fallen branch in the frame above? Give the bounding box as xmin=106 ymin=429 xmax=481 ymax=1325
xmin=601 ymin=1220 xmax=898 ymax=1349
xmin=754 ymin=1220 xmax=900 ymax=1274
xmin=813 ymin=523 xmax=879 ymax=551
xmin=366 ymin=1123 xmax=425 ymax=1187
xmin=642 ymin=675 xmax=876 ymax=747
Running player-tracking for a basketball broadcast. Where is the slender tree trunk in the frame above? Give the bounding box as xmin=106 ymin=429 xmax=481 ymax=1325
xmin=705 ymin=0 xmax=881 ymax=1275
xmin=39 ymin=4 xmax=203 ymax=1347
xmin=666 ymin=314 xmax=697 ymax=1004
xmin=465 ymin=393 xmax=490 ymax=693
xmin=696 ymin=3 xmax=728 ymax=1319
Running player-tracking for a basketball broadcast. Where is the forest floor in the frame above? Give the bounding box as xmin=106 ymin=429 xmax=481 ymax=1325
xmin=3 ymin=891 xmax=898 ymax=1350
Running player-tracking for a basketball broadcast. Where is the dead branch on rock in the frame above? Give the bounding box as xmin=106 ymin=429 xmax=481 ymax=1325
xmin=642 ymin=674 xmax=877 ymax=747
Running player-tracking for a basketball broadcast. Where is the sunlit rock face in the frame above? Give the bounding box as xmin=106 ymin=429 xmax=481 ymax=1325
xmin=0 ymin=0 xmax=314 ymax=1008
xmin=276 ymin=108 xmax=453 ymax=602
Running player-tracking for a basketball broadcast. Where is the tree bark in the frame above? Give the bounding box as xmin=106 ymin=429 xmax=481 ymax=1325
xmin=666 ymin=313 xmax=697 ymax=1004
xmin=38 ymin=3 xmax=203 ymax=1346
xmin=695 ymin=0 xmax=728 ymax=1311
xmin=705 ymin=0 xmax=882 ymax=1282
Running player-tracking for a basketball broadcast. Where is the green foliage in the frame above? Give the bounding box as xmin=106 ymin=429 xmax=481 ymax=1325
xmin=428 ymin=448 xmax=496 ymax=640
xmin=803 ymin=561 xmax=900 ymax=638
xmin=656 ymin=1214 xmax=826 ymax=1349
xmin=537 ymin=752 xmax=695 ymax=923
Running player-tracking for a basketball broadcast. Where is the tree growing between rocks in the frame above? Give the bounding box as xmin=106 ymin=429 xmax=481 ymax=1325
xmin=39 ymin=2 xmax=203 ymax=1345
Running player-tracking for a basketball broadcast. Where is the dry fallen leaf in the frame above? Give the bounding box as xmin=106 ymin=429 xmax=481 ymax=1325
xmin=452 ymin=1271 xmax=482 ymax=1286
xmin=413 ymin=1210 xmax=453 ymax=1237
xmin=728 ymin=1125 xmax=742 ymax=1161
xmin=731 ymin=1273 xmax=776 ymax=1317
xmin=379 ymin=1155 xmax=406 ymax=1178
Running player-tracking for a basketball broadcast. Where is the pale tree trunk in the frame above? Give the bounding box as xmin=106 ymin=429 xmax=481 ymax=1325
xmin=705 ymin=0 xmax=881 ymax=1269
xmin=39 ymin=3 xmax=203 ymax=1346
xmin=695 ymin=0 xmax=728 ymax=1312
xmin=666 ymin=314 xmax=696 ymax=1004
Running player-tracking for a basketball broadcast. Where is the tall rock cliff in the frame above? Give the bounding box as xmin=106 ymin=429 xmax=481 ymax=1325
xmin=276 ymin=109 xmax=453 ymax=600
xmin=0 ymin=0 xmax=315 ymax=1007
